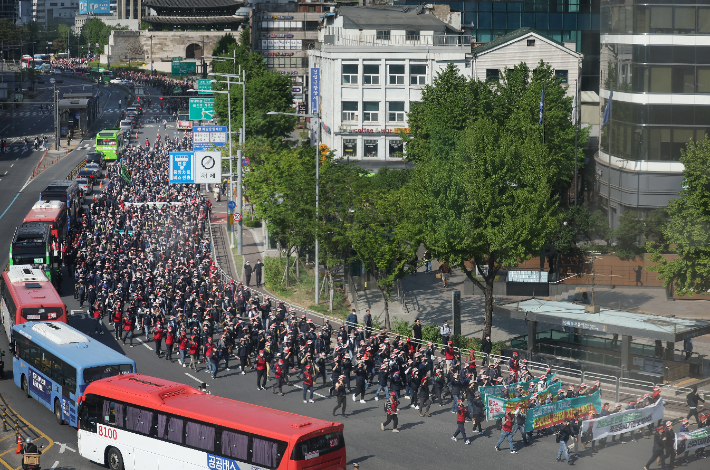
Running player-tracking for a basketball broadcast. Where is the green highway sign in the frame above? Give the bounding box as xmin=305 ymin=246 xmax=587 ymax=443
xmin=189 ymin=98 xmax=215 ymax=120
xmin=171 ymin=61 xmax=196 ymax=76
xmin=198 ymin=79 xmax=213 ymax=95
xmin=172 ymin=57 xmax=183 ymax=62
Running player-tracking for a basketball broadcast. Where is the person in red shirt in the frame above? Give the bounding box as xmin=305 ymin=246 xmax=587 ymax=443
xmin=205 ymin=338 xmax=215 ymax=378
xmin=256 ymin=350 xmax=267 ymax=391
xmin=452 ymin=398 xmax=471 ymax=444
xmin=272 ymin=359 xmax=284 ymax=396
xmin=381 ymin=391 xmax=400 ymax=432
xmin=188 ymin=336 xmax=199 ymax=372
xmin=164 ymin=326 xmax=174 ymax=362
xmin=121 ymin=314 xmax=134 ymax=347
xmin=444 ymin=341 xmax=456 ymax=373
xmin=303 ymin=364 xmax=314 ymax=403
xmin=92 ymin=303 xmax=103 ymax=336
xmin=178 ymin=333 xmax=188 ymax=367
xmin=495 ymin=412 xmax=517 ymax=453
xmin=113 ymin=308 xmax=123 ymax=340
xmin=153 ymin=322 xmax=163 ymax=357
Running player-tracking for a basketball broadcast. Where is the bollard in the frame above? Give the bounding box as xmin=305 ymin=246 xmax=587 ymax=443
xmin=2 ymin=408 xmax=6 ymax=431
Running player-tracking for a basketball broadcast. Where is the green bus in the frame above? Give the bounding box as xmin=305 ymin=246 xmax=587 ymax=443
xmin=90 ymin=67 xmax=113 ymax=83
xmin=95 ymin=129 xmax=126 ymax=162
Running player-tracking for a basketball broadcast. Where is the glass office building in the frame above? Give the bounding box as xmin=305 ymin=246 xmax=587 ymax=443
xmin=404 ymin=0 xmax=601 ymax=91
xmin=597 ymin=1 xmax=707 ymax=228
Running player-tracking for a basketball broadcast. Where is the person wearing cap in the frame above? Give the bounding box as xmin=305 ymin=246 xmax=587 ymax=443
xmin=381 ymin=391 xmax=400 ymax=433
xmin=555 ymin=417 xmax=573 ymax=464
xmin=333 ymin=376 xmax=347 ymax=417
xmin=678 ymin=418 xmax=691 ymax=463
xmin=481 ymin=334 xmax=493 ymax=367
xmin=512 ymin=404 xmax=529 ymax=446
xmin=663 ymin=420 xmax=676 ymax=468
xmin=644 ymin=426 xmax=667 ymax=470
xmin=363 ymin=309 xmax=373 ymax=340
xmin=452 ymin=398 xmax=471 ymax=444
xmin=686 ymin=385 xmax=705 ymax=426
xmin=272 ymin=358 xmax=285 ymax=396
xmin=495 ymin=410 xmax=517 ymax=454
xmin=444 ymin=340 xmax=456 ymax=374
xmin=243 ymin=261 xmax=252 ymax=286
xmin=440 ymin=320 xmax=452 ymax=346
xmin=303 ymin=364 xmax=315 ymax=403
xmin=346 ymin=309 xmax=358 ymax=336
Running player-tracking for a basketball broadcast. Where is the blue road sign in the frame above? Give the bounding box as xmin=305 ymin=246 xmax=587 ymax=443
xmin=228 ymin=201 xmax=236 ymax=210
xmin=193 ymin=126 xmax=228 ymax=151
xmin=169 ymin=152 xmax=195 ymax=184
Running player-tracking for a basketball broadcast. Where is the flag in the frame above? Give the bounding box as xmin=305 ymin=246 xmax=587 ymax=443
xmin=120 ymin=161 xmax=132 ymax=184
xmin=571 ymin=92 xmax=578 ymax=126
xmin=602 ymin=91 xmax=613 ymax=128
xmin=538 ymin=87 xmax=544 ymax=126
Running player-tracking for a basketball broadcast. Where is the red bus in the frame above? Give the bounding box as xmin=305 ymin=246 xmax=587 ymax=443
xmin=77 ymin=374 xmax=346 ymax=470
xmin=23 ymin=200 xmax=68 ymax=242
xmin=0 ymin=265 xmax=67 ymax=340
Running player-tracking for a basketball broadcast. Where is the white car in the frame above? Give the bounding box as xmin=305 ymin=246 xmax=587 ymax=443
xmin=110 ymin=78 xmax=124 ymax=84
xmin=76 ymin=178 xmax=93 ymax=195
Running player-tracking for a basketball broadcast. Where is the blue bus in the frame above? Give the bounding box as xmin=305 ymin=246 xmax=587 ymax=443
xmin=11 ymin=322 xmax=136 ymax=427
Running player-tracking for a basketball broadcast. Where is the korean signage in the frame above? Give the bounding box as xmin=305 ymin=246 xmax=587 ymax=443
xmin=169 ymin=152 xmax=195 ymax=184
xmin=675 ymin=426 xmax=710 ymax=454
xmin=561 ymin=320 xmax=605 ymax=332
xmin=189 ymin=98 xmax=215 ymax=120
xmin=310 ymin=68 xmax=319 ymax=116
xmin=582 ymin=398 xmax=664 ymax=441
xmin=79 ymin=0 xmax=109 ymax=14
xmin=193 ymin=126 xmax=227 ymax=151
xmin=170 ymin=151 xmax=221 ymax=184
xmin=198 ymin=79 xmax=213 ymax=95
xmin=172 ymin=61 xmax=196 ymax=76
xmin=524 ymin=390 xmax=601 ymax=432
xmin=207 ymin=454 xmax=238 ymax=470
xmin=486 ymin=382 xmax=561 ymax=420
xmin=29 ymin=369 xmax=52 ymax=403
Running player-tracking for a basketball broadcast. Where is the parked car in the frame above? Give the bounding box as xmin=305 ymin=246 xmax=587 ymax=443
xmin=85 ymin=151 xmax=106 ymax=168
xmin=76 ymin=178 xmax=93 ymax=195
xmin=77 ymin=169 xmax=95 ymax=185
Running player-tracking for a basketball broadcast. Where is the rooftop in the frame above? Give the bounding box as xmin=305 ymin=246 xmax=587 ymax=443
xmin=143 ymin=0 xmax=240 ymax=8
xmin=337 ymin=5 xmax=457 ymax=33
xmin=473 ymin=27 xmax=581 ymax=57
xmin=495 ymin=299 xmax=710 ymax=342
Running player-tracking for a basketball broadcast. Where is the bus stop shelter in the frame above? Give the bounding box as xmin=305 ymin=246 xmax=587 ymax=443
xmin=495 ymin=299 xmax=710 ymax=382
xmin=58 ymin=98 xmax=97 ymax=138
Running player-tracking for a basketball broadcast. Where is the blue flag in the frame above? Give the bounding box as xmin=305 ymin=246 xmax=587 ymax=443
xmin=602 ymin=91 xmax=613 ymax=128
xmin=538 ymin=88 xmax=544 ymax=126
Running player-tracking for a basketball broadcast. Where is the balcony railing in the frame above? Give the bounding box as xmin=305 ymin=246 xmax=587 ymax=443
xmin=323 ymin=34 xmax=472 ymax=48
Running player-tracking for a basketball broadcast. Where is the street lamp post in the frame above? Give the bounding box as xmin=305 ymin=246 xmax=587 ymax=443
xmin=210 ymin=70 xmax=246 ymax=254
xmin=149 ymin=35 xmax=153 ymax=73
xmin=267 ymin=109 xmax=320 ymax=305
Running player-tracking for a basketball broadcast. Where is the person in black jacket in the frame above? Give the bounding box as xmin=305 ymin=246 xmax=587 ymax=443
xmin=481 ymin=335 xmax=493 ymax=366
xmin=418 ymin=376 xmax=432 ymax=417
xmin=556 ymin=419 xmax=573 ymax=464
xmin=687 ymin=385 xmax=705 ymax=425
xmin=644 ymin=426 xmax=667 ymax=470
xmin=243 ymin=261 xmax=253 ymax=286
xmin=471 ymin=392 xmax=485 ymax=434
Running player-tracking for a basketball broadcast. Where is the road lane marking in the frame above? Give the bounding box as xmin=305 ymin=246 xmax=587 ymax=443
xmin=55 ymin=442 xmax=76 ymax=453
xmin=136 ymin=338 xmax=154 ymax=350
xmin=185 ymin=373 xmax=203 ymax=383
xmin=51 ymin=462 xmax=59 ymax=469
xmin=290 ymin=383 xmax=328 ymax=399
xmin=0 ymin=192 xmax=21 ymax=221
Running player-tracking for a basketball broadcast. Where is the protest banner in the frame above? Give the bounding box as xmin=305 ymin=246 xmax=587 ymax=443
xmin=674 ymin=426 xmax=710 ymax=454
xmin=479 ymin=374 xmax=558 ymax=401
xmin=580 ymin=399 xmax=664 ymax=441
xmin=525 ymin=390 xmax=601 ymax=432
xmin=486 ymin=382 xmax=562 ymax=420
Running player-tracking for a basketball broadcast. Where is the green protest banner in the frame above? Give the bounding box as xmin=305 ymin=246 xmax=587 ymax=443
xmin=675 ymin=426 xmax=710 ymax=454
xmin=486 ymin=381 xmax=561 ymax=419
xmin=480 ymin=374 xmax=558 ymax=402
xmin=524 ymin=390 xmax=601 ymax=432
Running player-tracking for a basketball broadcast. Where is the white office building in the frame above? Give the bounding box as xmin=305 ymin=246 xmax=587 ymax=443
xmin=309 ymin=5 xmax=471 ymax=162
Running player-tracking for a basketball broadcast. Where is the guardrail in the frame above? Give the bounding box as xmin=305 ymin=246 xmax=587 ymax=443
xmin=0 ymin=392 xmax=33 ymax=445
xmin=66 ymin=159 xmax=86 ymax=181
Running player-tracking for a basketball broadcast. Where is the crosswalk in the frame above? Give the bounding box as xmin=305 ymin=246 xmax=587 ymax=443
xmin=0 ymin=143 xmax=48 ymax=154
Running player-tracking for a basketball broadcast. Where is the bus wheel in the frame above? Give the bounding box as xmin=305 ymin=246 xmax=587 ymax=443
xmin=107 ymin=447 xmax=124 ymax=470
xmin=22 ymin=375 xmax=30 ymax=398
xmin=54 ymin=399 xmax=64 ymax=425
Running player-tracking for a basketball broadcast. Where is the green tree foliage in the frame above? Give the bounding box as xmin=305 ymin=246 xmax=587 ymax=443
xmin=212 ymin=33 xmax=237 ymax=56
xmin=81 ymin=18 xmax=119 ymax=55
xmin=211 ymin=28 xmax=295 ymax=141
xmin=614 ymin=211 xmax=645 ymax=259
xmin=555 ymin=203 xmax=610 ymax=253
xmin=647 ymin=137 xmax=710 ymax=296
xmin=406 ymin=62 xmax=574 ymax=339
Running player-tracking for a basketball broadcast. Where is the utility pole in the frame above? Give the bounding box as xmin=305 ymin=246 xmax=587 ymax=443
xmin=237 ymin=67 xmax=245 ymax=255
xmin=54 ymin=84 xmax=59 ymax=150
xmin=150 ymin=35 xmax=153 ymax=73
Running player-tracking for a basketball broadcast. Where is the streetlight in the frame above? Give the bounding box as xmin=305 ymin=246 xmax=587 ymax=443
xmin=210 ymin=70 xmax=246 ymax=254
xmin=149 ymin=35 xmax=154 ymax=73
xmin=267 ymin=109 xmax=320 ymax=305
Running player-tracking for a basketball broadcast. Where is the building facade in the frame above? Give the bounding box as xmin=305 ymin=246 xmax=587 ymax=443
xmin=596 ymin=0 xmax=707 ymax=228
xmin=310 ymin=5 xmax=470 ymax=162
xmin=403 ymin=0 xmax=600 ymax=92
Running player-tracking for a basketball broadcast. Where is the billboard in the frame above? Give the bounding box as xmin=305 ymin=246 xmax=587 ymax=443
xmin=79 ymin=0 xmax=110 ymax=14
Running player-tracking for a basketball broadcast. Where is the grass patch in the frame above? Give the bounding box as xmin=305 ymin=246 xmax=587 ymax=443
xmin=263 ymin=257 xmax=350 ymax=318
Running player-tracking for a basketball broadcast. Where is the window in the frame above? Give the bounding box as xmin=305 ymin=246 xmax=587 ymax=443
xmin=363 ymin=102 xmax=379 ymax=122
xmin=555 ymin=70 xmax=568 ymax=83
xmin=364 ymin=140 xmax=379 ymax=158
xmin=342 ymin=64 xmax=358 ymax=84
xmin=343 ymin=139 xmax=357 ymax=158
xmin=486 ymin=69 xmax=500 ymax=82
xmin=406 ymin=30 xmax=420 ymax=41
xmin=221 ymin=431 xmax=249 ymax=460
xmin=527 ymin=39 xmax=535 ymax=46
xmin=253 ymin=438 xmax=279 ymax=467
xmin=388 ymin=64 xmax=405 ymax=85
xmin=410 ymin=64 xmax=426 ymax=85
xmin=83 ymin=364 xmax=133 ymax=385
xmin=389 ymin=140 xmax=404 ymax=158
xmin=363 ymin=64 xmax=380 ymax=85
xmin=157 ymin=414 xmax=184 ymax=443
xmin=292 ymin=431 xmax=345 ymax=461
xmin=342 ymin=102 xmax=358 ymax=121
xmin=377 ymin=30 xmax=390 ymax=40
xmin=185 ymin=421 xmax=215 ymax=452
xmin=125 ymin=406 xmax=153 ymax=435
xmin=388 ymin=102 xmax=405 ymax=122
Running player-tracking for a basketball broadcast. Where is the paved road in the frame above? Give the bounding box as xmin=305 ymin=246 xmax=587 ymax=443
xmin=1 ymin=99 xmax=709 ymax=470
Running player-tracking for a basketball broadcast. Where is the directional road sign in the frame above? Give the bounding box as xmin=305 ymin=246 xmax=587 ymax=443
xmin=198 ymin=79 xmax=213 ymax=94
xmin=189 ymin=98 xmax=215 ymax=120
xmin=169 ymin=152 xmax=194 ymax=184
xmin=172 ymin=61 xmax=196 ymax=76
xmin=192 ymin=126 xmax=227 ymax=151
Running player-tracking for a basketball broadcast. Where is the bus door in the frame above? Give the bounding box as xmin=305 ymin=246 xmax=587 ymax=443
xmin=61 ymin=367 xmax=79 ymax=427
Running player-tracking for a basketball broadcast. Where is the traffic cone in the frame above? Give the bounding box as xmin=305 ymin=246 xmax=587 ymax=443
xmin=15 ymin=434 xmax=22 ymax=454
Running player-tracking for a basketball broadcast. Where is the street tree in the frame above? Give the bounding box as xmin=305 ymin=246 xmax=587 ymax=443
xmin=211 ymin=28 xmax=295 ymax=142
xmin=406 ymin=62 xmax=573 ymax=339
xmin=647 ymin=137 xmax=710 ymax=296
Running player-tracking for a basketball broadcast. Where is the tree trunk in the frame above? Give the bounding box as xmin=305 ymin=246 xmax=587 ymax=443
xmin=285 ymin=246 xmax=291 ymax=288
xmin=329 ymin=271 xmax=334 ymax=312
xmin=295 ymin=247 xmax=300 ymax=279
xmin=384 ymin=296 xmax=390 ymax=331
xmin=483 ymin=276 xmax=494 ymax=339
